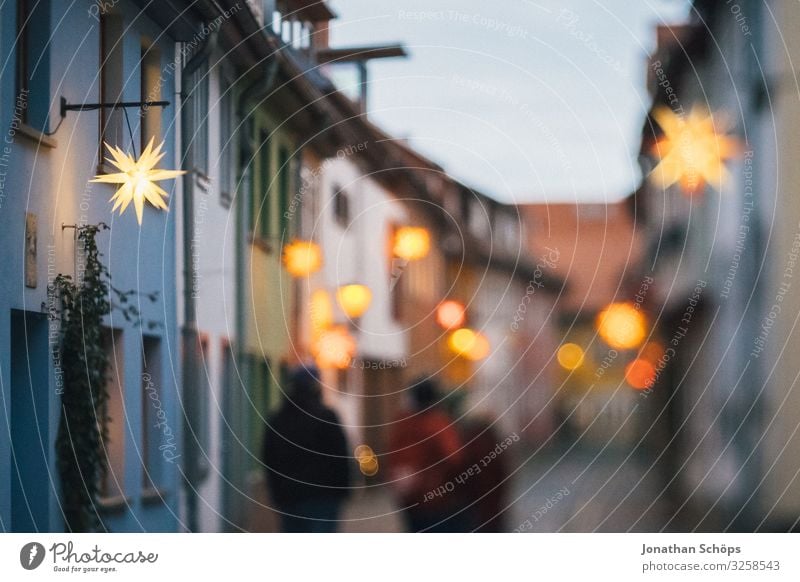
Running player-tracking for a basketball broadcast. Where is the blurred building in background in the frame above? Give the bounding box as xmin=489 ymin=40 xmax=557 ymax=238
xmin=313 ymin=145 xmax=410 ymax=458
xmin=522 ymin=202 xmax=644 ymax=446
xmin=452 ymin=191 xmax=560 ymax=444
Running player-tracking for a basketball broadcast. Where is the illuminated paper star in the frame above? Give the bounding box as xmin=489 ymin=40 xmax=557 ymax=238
xmin=649 ymin=106 xmax=740 ymax=195
xmin=91 ymin=137 xmax=185 ymax=224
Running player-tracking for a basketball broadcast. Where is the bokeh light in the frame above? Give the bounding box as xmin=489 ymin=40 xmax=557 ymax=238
xmin=639 ymin=342 xmax=664 ymax=364
xmin=283 ymin=240 xmax=323 ymax=277
xmin=595 ymin=302 xmax=647 ymax=350
xmin=314 ymin=326 xmax=356 ymax=369
xmin=557 ymin=343 xmax=585 ymax=370
xmin=336 ymin=284 xmax=372 ymax=318
xmin=436 ymin=300 xmax=467 ymax=330
xmin=625 ymin=358 xmax=657 ymax=390
xmin=355 ymin=444 xmax=379 ymax=476
xmin=310 ymin=290 xmax=333 ymax=336
xmin=393 ymin=226 xmax=430 ymax=261
xmin=448 ymin=328 xmax=491 ymax=361
xmin=649 ymin=106 xmax=740 ymax=195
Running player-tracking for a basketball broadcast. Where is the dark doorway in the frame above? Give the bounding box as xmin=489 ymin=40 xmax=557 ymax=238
xmin=10 ymin=309 xmax=51 ymax=532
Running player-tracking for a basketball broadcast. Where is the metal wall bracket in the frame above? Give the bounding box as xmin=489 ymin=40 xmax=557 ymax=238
xmin=60 ymin=96 xmax=170 ymax=118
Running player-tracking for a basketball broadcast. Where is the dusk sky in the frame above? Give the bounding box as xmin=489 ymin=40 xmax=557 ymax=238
xmin=328 ymin=0 xmax=691 ymax=203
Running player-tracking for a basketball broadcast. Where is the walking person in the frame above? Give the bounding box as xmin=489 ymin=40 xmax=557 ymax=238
xmin=262 ymin=366 xmax=351 ymax=532
xmin=386 ymin=378 xmax=464 ymax=532
xmin=457 ymin=415 xmax=511 ymax=532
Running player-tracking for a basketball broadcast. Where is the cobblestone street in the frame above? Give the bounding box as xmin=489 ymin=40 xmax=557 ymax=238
xmin=336 ymin=443 xmax=673 ymax=533
xmin=507 ymin=444 xmax=672 ymax=532
xmin=340 ymin=487 xmax=404 ymax=533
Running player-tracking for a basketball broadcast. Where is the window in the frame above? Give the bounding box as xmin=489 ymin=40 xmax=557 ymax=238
xmin=248 ymin=355 xmax=271 ymax=472
xmin=299 ymin=166 xmax=316 ymax=238
xmin=195 ymin=337 xmax=211 ymax=478
xmin=99 ymin=13 xmax=124 ymax=157
xmin=333 ymin=184 xmax=350 ymax=228
xmin=140 ymin=41 xmax=162 ymax=151
xmin=277 ymin=146 xmax=291 ymax=235
xmin=239 ymin=117 xmax=255 ymax=231
xmin=290 ymin=21 xmax=300 ymax=48
xmin=16 ymin=0 xmax=51 ymax=131
xmin=9 ymin=310 xmax=50 ymax=531
xmin=220 ymin=339 xmax=234 ymax=402
xmin=249 ymin=133 xmax=297 ymax=240
xmin=218 ymin=85 xmax=235 ymax=207
xmin=180 ymin=332 xmax=211 ymax=485
xmin=281 ymin=19 xmax=292 ymax=44
xmin=187 ymin=62 xmax=209 ymax=175
xmin=495 ymin=211 xmax=519 ymax=254
xmin=101 ymin=328 xmax=125 ymax=500
xmin=271 ymin=6 xmax=282 ymax=35
xmin=469 ymin=199 xmax=489 ymax=239
xmin=256 ymin=129 xmax=271 ymax=238
xmin=460 ymin=192 xmax=472 ymax=225
xmin=300 ymin=22 xmax=313 ymax=50
xmin=390 ymin=225 xmax=405 ymax=321
xmin=141 ymin=335 xmax=165 ymax=491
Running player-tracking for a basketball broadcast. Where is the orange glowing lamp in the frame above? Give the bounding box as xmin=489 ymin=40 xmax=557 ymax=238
xmin=283 ymin=240 xmax=322 ymax=277
xmin=557 ymin=343 xmax=585 ymax=371
xmin=336 ymin=284 xmax=372 ymax=318
xmin=436 ymin=300 xmax=467 ymax=330
xmin=448 ymin=328 xmax=490 ymax=361
xmin=625 ymin=358 xmax=657 ymax=390
xmin=393 ymin=226 xmax=430 ymax=261
xmin=314 ymin=326 xmax=356 ymax=369
xmin=595 ymin=302 xmax=647 ymax=350
xmin=310 ymin=290 xmax=333 ymax=337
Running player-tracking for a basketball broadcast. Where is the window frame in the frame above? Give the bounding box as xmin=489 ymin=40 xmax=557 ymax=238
xmin=141 ymin=334 xmax=167 ymax=495
xmin=277 ymin=145 xmax=291 ymax=236
xmin=256 ymin=128 xmax=272 ymax=239
xmin=15 ymin=0 xmax=30 ymax=116
xmin=218 ymin=79 xmax=235 ymax=208
xmin=98 ymin=12 xmax=125 ymax=167
xmin=15 ymin=0 xmax=51 ymax=132
xmin=139 ymin=39 xmax=162 ymax=152
xmin=100 ymin=327 xmax=126 ymax=504
xmin=332 ymin=184 xmax=350 ymax=228
xmin=187 ymin=60 xmax=210 ymax=177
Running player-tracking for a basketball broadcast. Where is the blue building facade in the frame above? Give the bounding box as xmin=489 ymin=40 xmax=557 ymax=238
xmin=0 ymin=0 xmax=184 ymax=532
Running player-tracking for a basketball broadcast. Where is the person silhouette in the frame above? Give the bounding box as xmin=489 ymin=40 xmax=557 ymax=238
xmin=262 ymin=366 xmax=351 ymax=532
xmin=386 ymin=377 xmax=464 ymax=532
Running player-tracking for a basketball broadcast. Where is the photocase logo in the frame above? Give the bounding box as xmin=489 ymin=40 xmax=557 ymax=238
xmin=20 ymin=542 xmax=46 ymax=570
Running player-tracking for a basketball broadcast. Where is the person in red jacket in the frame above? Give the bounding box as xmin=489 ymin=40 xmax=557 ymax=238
xmin=387 ymin=378 xmax=464 ymax=532
xmin=456 ymin=415 xmax=511 ymax=532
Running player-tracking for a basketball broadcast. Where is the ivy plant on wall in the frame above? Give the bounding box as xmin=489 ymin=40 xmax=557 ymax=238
xmin=48 ymin=224 xmax=157 ymax=532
